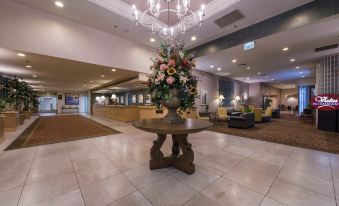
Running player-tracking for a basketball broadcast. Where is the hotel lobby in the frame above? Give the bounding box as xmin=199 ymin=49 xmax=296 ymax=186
xmin=0 ymin=0 xmax=339 ymax=206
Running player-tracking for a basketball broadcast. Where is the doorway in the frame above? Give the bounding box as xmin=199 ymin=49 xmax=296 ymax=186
xmin=39 ymin=97 xmax=57 ymax=113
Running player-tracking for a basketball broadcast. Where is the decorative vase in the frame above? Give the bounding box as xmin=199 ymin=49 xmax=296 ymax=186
xmin=162 ymin=89 xmax=184 ymax=124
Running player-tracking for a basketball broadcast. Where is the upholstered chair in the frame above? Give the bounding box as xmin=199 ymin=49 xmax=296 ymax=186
xmin=252 ymin=108 xmax=263 ymax=122
xmin=265 ymin=107 xmax=273 ymax=117
xmin=217 ymin=107 xmax=228 ymax=121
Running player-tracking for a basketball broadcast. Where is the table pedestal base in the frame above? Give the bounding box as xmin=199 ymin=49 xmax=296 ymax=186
xmin=150 ymin=133 xmax=195 ymax=174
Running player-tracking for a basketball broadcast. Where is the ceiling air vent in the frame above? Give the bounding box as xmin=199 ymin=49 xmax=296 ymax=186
xmin=315 ymin=44 xmax=338 ymax=53
xmin=214 ymin=10 xmax=245 ymax=28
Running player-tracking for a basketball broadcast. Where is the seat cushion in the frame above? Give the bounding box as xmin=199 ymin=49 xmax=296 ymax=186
xmin=261 ymin=114 xmax=271 ymax=122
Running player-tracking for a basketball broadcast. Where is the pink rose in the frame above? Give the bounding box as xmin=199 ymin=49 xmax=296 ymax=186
xmin=155 ymin=74 xmax=165 ymax=83
xmin=166 ymin=76 xmax=175 ymax=85
xmin=160 ymin=64 xmax=168 ymax=71
xmin=168 ymin=59 xmax=176 ymax=67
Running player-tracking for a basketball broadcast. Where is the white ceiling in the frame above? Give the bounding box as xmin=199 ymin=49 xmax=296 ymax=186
xmin=6 ymin=0 xmax=339 ymax=87
xmin=0 ymin=47 xmax=138 ymax=91
xmin=195 ymin=15 xmax=339 ymax=84
xmin=12 ymin=0 xmax=313 ymax=48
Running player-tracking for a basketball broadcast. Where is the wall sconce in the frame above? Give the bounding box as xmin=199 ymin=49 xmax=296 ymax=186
xmin=101 ymin=96 xmax=105 ymax=100
xmin=95 ymin=96 xmax=100 ymax=101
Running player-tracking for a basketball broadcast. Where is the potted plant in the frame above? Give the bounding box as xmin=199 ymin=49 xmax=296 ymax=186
xmin=21 ymin=82 xmax=36 ymax=119
xmin=3 ymin=76 xmax=36 ymax=124
xmin=0 ymin=97 xmax=6 ymax=139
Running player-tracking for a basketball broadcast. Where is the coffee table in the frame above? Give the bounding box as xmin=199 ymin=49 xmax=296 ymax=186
xmin=132 ymin=118 xmax=212 ymax=174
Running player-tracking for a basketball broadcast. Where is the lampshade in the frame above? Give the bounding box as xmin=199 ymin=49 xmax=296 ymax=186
xmin=235 ymin=96 xmax=241 ymax=101
xmin=95 ymin=96 xmax=100 ymax=100
xmin=219 ymin=95 xmax=225 ymax=100
xmin=101 ymin=96 xmax=105 ymax=100
xmin=111 ymin=94 xmax=117 ymax=99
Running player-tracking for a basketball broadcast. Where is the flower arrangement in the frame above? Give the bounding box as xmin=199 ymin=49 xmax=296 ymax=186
xmin=147 ymin=42 xmax=199 ymax=112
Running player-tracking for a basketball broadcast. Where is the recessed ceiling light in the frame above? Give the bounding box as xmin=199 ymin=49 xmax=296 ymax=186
xmin=246 ymin=77 xmax=250 ymax=80
xmin=299 ymin=71 xmax=303 ymax=74
xmin=191 ymin=36 xmax=197 ymax=41
xmin=25 ymin=65 xmax=32 ymax=68
xmin=232 ymin=59 xmax=237 ymax=63
xmin=101 ymin=74 xmax=105 ymax=78
xmin=301 ymin=76 xmax=305 ymax=78
xmin=272 ymin=78 xmax=275 ymax=81
xmin=150 ymin=38 xmax=155 ymax=42
xmin=246 ymin=66 xmax=251 ymax=70
xmin=282 ymin=47 xmax=289 ymax=51
xmin=217 ymin=67 xmax=221 ymax=71
xmin=112 ymin=69 xmax=117 ymax=72
xmin=90 ymin=80 xmax=94 ymax=83
xmin=55 ymin=1 xmax=64 ymax=7
xmin=290 ymin=58 xmax=295 ymax=62
xmin=295 ymin=66 xmax=300 ymax=69
xmin=257 ymin=72 xmax=261 ymax=75
xmin=32 ymin=75 xmax=38 ymax=78
xmin=17 ymin=53 xmax=26 ymax=57
xmin=210 ymin=65 xmax=214 ymax=68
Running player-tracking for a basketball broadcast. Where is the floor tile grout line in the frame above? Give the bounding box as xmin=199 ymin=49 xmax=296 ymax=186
xmin=329 ymin=155 xmax=338 ymax=206
xmin=66 ymin=143 xmax=88 ymax=206
xmin=274 ymin=152 xmax=337 ymax=200
xmin=92 ymin=137 xmax=154 ymax=206
xmin=16 ymin=148 xmax=37 ymax=206
xmin=258 ymin=147 xmax=295 ymax=206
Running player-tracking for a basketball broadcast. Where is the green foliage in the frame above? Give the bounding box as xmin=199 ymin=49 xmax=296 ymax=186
xmin=0 ymin=97 xmax=6 ymax=113
xmin=263 ymin=98 xmax=273 ymax=109
xmin=205 ymin=104 xmax=209 ymax=112
xmin=244 ymin=107 xmax=252 ymax=113
xmin=147 ymin=42 xmax=199 ymax=112
xmin=4 ymin=75 xmax=37 ymax=111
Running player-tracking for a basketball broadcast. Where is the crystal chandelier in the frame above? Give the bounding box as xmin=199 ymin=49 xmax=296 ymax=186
xmin=131 ymin=0 xmax=205 ymax=39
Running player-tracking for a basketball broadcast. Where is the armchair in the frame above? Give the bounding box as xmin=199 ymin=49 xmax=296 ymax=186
xmin=216 ymin=107 xmax=229 ymax=121
xmin=228 ymin=112 xmax=255 ymax=129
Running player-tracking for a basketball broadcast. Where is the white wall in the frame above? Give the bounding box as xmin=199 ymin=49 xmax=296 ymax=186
xmin=0 ymin=0 xmax=153 ymax=73
xmin=195 ymin=70 xmax=249 ymax=113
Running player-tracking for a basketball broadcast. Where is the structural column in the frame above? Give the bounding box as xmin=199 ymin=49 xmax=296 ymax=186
xmin=316 ymin=54 xmax=339 ymax=132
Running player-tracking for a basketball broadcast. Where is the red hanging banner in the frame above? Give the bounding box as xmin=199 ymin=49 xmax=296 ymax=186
xmin=311 ymin=94 xmax=339 ymax=111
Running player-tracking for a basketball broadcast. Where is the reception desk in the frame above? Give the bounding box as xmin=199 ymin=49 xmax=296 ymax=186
xmin=92 ymin=105 xmax=197 ymax=122
xmin=92 ymin=105 xmax=140 ymax=122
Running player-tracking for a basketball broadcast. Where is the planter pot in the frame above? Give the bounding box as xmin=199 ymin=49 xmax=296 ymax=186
xmin=162 ymin=89 xmax=184 ymax=124
xmin=21 ymin=111 xmax=33 ymax=119
xmin=19 ymin=113 xmax=26 ymax=125
xmin=0 ymin=114 xmax=4 ymax=141
xmin=3 ymin=111 xmax=19 ymax=132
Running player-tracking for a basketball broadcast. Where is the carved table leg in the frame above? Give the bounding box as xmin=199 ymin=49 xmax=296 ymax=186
xmin=149 ymin=134 xmax=171 ymax=170
xmin=172 ymin=134 xmax=195 ymax=174
xmin=171 ymin=135 xmax=180 ymax=158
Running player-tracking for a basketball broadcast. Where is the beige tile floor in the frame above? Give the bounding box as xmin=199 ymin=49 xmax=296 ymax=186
xmin=0 ymin=114 xmax=338 ymax=206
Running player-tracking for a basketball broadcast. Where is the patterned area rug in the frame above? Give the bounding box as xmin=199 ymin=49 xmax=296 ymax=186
xmin=208 ymin=113 xmax=339 ymax=154
xmin=6 ymin=115 xmax=120 ymax=150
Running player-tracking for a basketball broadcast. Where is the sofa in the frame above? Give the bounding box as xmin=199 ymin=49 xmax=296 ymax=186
xmin=228 ymin=112 xmax=255 ymax=129
xmin=272 ymin=109 xmax=280 ymax=118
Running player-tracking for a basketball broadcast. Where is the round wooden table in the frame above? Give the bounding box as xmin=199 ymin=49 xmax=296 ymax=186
xmin=132 ymin=118 xmax=212 ymax=174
